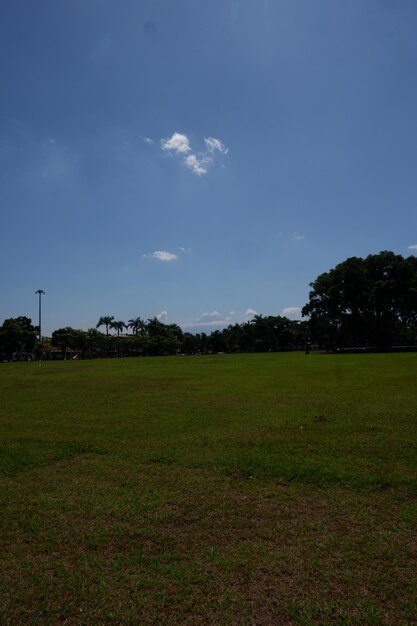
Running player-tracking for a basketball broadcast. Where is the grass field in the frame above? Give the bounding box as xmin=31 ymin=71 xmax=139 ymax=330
xmin=0 ymin=352 xmax=416 ymax=625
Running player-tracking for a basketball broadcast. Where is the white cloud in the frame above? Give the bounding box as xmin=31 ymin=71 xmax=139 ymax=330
xmin=408 ymin=244 xmax=417 ymax=250
xmin=183 ymin=319 xmax=230 ymax=329
xmin=185 ymin=153 xmax=211 ymax=176
xmin=160 ymin=132 xmax=228 ymax=176
xmin=293 ymin=233 xmax=305 ymax=240
xmin=181 ymin=305 xmax=304 ymax=331
xmin=149 ymin=250 xmax=178 ymax=262
xmin=201 ymin=310 xmax=222 ymax=319
xmin=143 ymin=137 xmax=154 ymax=145
xmin=182 ymin=307 xmax=264 ymax=330
xmin=157 ymin=310 xmax=168 ymax=322
xmin=144 ymin=247 xmax=190 ymax=261
xmin=282 ymin=306 xmax=302 ymax=319
xmin=161 ymin=132 xmax=191 ymax=154
xmin=182 ymin=309 xmax=229 ymax=329
xmin=204 ymin=137 xmax=228 ymax=154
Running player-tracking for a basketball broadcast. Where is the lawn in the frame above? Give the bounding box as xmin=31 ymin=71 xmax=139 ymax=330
xmin=0 ymin=353 xmax=416 ymax=624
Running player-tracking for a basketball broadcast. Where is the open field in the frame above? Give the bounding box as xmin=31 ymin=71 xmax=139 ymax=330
xmin=1 ymin=353 xmax=416 ymax=625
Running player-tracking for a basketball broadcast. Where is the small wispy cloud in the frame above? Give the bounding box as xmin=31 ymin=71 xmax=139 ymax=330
xmin=408 ymin=244 xmax=417 ymax=250
xmin=184 ymin=320 xmax=228 ymax=328
xmin=201 ymin=311 xmax=222 ymax=319
xmin=293 ymin=233 xmax=305 ymax=240
xmin=142 ymin=137 xmax=154 ymax=145
xmin=143 ymin=246 xmax=192 ymax=262
xmin=157 ymin=310 xmax=168 ymax=322
xmin=282 ymin=306 xmax=302 ymax=319
xmin=185 ymin=154 xmax=211 ymax=176
xmin=160 ymin=132 xmax=228 ymax=176
xmin=182 ymin=307 xmax=261 ymax=330
xmin=182 ymin=309 xmax=230 ymax=329
xmin=143 ymin=250 xmax=178 ymax=262
xmin=204 ymin=137 xmax=228 ymax=154
xmin=161 ymin=132 xmax=191 ymax=154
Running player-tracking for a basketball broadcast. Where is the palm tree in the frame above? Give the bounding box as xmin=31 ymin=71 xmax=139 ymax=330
xmin=127 ymin=317 xmax=144 ymax=336
xmin=110 ymin=320 xmax=126 ymax=337
xmin=96 ymin=315 xmax=114 ymax=336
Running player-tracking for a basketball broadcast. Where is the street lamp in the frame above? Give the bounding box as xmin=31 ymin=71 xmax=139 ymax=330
xmin=35 ymin=289 xmax=45 ymax=343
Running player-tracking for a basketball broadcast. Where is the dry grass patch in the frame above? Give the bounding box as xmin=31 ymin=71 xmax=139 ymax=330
xmin=1 ymin=455 xmax=416 ymax=625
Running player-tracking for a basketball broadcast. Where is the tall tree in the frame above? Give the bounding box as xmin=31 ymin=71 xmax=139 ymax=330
xmin=51 ymin=327 xmax=80 ymax=359
xmin=96 ymin=315 xmax=114 ymax=336
xmin=127 ymin=317 xmax=144 ymax=336
xmin=110 ymin=320 xmax=126 ymax=337
xmin=0 ymin=317 xmax=38 ymax=360
xmin=302 ymin=251 xmax=417 ymax=349
xmin=84 ymin=328 xmax=105 ymax=356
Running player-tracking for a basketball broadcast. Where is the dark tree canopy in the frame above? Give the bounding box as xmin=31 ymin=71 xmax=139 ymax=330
xmin=0 ymin=316 xmax=38 ymax=360
xmin=302 ymin=251 xmax=417 ymax=349
xmin=51 ymin=327 xmax=83 ymax=358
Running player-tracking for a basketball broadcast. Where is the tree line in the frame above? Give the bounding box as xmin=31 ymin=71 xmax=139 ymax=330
xmin=50 ymin=315 xmax=309 ymax=359
xmin=0 ymin=313 xmax=309 ymax=361
xmin=1 ymin=251 xmax=417 ymax=360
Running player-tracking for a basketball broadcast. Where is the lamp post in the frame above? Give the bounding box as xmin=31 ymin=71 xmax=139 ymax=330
xmin=35 ymin=289 xmax=45 ymax=344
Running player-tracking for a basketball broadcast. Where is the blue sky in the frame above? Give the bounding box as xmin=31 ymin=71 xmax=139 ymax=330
xmin=1 ymin=0 xmax=417 ymax=335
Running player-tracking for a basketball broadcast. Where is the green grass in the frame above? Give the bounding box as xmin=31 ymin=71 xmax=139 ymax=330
xmin=1 ymin=353 xmax=416 ymax=624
